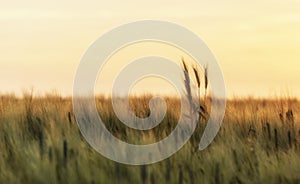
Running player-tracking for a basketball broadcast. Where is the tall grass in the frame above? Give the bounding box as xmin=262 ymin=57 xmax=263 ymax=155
xmin=0 ymin=92 xmax=300 ymax=183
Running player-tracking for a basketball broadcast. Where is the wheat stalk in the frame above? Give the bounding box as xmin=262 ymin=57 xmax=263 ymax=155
xmin=181 ymin=57 xmax=207 ymax=120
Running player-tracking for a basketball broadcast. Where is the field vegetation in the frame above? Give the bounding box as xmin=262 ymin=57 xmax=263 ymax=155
xmin=0 ymin=91 xmax=300 ymax=183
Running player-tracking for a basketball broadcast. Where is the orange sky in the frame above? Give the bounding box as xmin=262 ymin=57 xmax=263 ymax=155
xmin=1 ymin=1 xmax=300 ymax=98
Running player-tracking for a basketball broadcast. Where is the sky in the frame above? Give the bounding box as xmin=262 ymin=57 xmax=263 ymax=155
xmin=1 ymin=0 xmax=300 ymax=98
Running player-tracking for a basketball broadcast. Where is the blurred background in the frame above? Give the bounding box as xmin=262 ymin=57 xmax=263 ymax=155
xmin=1 ymin=0 xmax=300 ymax=98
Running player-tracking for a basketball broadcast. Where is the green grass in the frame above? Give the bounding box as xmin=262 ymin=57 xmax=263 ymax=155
xmin=0 ymin=93 xmax=300 ymax=184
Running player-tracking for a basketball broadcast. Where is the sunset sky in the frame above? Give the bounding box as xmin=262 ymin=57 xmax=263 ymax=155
xmin=1 ymin=1 xmax=300 ymax=98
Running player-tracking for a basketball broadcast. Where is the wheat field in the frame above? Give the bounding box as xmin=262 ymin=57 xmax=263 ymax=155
xmin=0 ymin=91 xmax=300 ymax=184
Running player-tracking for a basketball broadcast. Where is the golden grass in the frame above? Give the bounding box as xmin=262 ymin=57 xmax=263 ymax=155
xmin=0 ymin=93 xmax=300 ymax=183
